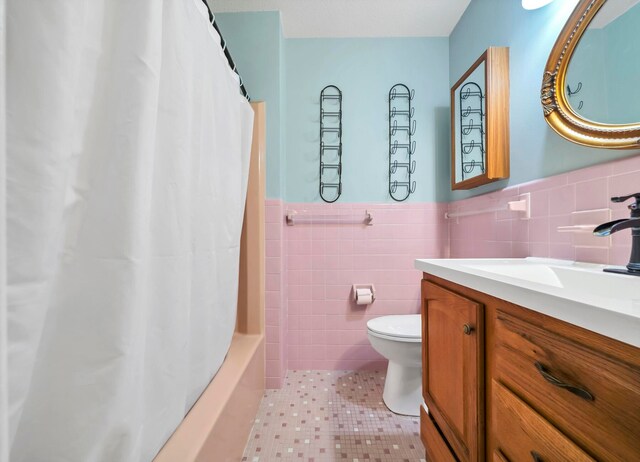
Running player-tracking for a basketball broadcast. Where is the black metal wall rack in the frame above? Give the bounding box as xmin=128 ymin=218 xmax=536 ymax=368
xmin=388 ymin=84 xmax=416 ymax=201
xmin=319 ymin=85 xmax=343 ymax=203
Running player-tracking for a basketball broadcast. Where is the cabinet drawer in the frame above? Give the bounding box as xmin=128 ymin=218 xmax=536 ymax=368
xmin=493 ymin=380 xmax=595 ymax=462
xmin=421 ymin=405 xmax=456 ymax=462
xmin=495 ymin=310 xmax=640 ymax=462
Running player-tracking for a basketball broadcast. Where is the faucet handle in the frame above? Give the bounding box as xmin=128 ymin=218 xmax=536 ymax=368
xmin=611 ymin=193 xmax=640 ymax=215
xmin=611 ymin=193 xmax=640 ymax=203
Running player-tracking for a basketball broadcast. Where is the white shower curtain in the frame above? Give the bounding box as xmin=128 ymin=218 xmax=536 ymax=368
xmin=4 ymin=0 xmax=253 ymax=461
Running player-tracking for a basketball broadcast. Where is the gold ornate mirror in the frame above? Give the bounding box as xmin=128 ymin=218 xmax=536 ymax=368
xmin=541 ymin=0 xmax=640 ymax=149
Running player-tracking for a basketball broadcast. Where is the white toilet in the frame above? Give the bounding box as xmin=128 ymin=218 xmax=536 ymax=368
xmin=367 ymin=314 xmax=422 ymax=416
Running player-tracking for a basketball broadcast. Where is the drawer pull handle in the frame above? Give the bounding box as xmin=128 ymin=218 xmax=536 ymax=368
xmin=463 ymin=324 xmax=474 ymax=335
xmin=534 ymin=362 xmax=594 ymax=401
xmin=530 ymin=451 xmax=543 ymax=462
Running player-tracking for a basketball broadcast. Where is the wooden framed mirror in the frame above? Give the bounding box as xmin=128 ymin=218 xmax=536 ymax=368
xmin=451 ymin=47 xmax=510 ymax=190
xmin=541 ymin=0 xmax=640 ymax=149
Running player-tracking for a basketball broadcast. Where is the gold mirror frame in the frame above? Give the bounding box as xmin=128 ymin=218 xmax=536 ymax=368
xmin=541 ymin=0 xmax=640 ymax=149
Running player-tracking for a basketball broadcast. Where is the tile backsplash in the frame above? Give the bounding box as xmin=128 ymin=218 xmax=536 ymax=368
xmin=265 ymin=199 xmax=287 ymax=389
xmin=284 ymin=202 xmax=447 ymax=371
xmin=264 ymin=201 xmax=447 ymax=385
xmin=263 ymin=153 xmax=640 ymax=387
xmin=448 ymin=154 xmax=640 ymax=265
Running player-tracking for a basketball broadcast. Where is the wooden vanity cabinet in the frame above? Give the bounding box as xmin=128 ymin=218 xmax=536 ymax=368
xmin=421 ymin=280 xmax=484 ymax=462
xmin=419 ymin=273 xmax=640 ymax=462
xmin=494 ymin=310 xmax=640 ymax=462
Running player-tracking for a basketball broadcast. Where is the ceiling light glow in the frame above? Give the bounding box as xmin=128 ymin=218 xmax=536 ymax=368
xmin=522 ymin=0 xmax=556 ymax=10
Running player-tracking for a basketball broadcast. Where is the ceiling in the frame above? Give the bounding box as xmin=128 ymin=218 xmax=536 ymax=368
xmin=211 ymin=0 xmax=472 ymax=38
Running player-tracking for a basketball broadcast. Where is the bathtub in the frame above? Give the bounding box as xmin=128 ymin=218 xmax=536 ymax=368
xmin=154 ymin=102 xmax=266 ymax=462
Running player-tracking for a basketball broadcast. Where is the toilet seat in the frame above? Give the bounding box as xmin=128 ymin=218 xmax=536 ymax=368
xmin=367 ymin=315 xmax=421 ymax=343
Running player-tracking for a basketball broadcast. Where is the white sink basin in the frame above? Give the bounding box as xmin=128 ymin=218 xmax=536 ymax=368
xmin=461 ymin=261 xmax=566 ymax=287
xmin=458 ymin=258 xmax=638 ymax=298
xmin=415 ymin=257 xmax=640 ymax=347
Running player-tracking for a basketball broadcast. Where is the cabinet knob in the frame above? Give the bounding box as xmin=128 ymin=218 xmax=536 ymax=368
xmin=463 ymin=324 xmax=474 ymax=335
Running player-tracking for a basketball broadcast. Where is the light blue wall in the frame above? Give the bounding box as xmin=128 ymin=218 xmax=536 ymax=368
xmin=567 ymin=3 xmax=640 ymax=124
xmin=603 ymin=3 xmax=640 ymax=124
xmin=215 ymin=12 xmax=284 ymax=199
xmin=279 ymin=18 xmax=287 ymax=201
xmin=566 ymin=29 xmax=608 ymax=123
xmin=448 ymin=0 xmax=640 ymax=200
xmin=217 ymin=13 xmax=450 ymax=202
xmin=284 ymin=38 xmax=450 ymax=202
xmin=218 ymin=3 xmax=640 ymax=203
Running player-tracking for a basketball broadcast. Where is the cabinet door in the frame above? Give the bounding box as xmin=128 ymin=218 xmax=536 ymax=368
xmin=422 ymin=280 xmax=484 ymax=462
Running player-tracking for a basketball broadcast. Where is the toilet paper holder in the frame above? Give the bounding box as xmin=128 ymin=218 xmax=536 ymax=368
xmin=352 ymin=284 xmax=376 ymax=304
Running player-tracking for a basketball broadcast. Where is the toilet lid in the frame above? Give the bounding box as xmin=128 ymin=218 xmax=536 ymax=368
xmin=367 ymin=315 xmax=421 ymax=339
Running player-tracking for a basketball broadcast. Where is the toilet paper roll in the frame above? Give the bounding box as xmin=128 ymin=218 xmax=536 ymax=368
xmin=355 ymin=288 xmax=373 ymax=305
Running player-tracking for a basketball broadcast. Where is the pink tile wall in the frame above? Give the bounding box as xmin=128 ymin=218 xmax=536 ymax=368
xmin=261 ymin=152 xmax=640 ymax=387
xmin=448 ymin=154 xmax=640 ymax=265
xmin=265 ymin=199 xmax=287 ymax=389
xmin=284 ymin=202 xmax=448 ymax=372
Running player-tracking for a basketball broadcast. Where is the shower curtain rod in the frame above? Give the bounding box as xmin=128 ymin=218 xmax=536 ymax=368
xmin=201 ymin=0 xmax=251 ymax=101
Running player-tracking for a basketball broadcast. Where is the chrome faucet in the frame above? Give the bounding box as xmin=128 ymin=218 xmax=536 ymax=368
xmin=593 ymin=193 xmax=640 ymax=276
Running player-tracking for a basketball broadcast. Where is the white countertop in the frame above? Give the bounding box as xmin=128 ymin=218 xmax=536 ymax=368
xmin=415 ymin=257 xmax=640 ymax=348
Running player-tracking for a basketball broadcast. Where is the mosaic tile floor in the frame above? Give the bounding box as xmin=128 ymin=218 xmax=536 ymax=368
xmin=242 ymin=370 xmax=425 ymax=462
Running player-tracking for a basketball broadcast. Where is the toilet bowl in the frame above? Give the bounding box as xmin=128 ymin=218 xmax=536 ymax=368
xmin=367 ymin=314 xmax=422 ymax=417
